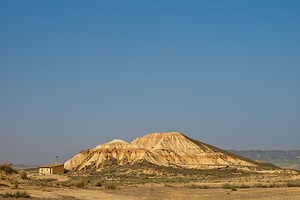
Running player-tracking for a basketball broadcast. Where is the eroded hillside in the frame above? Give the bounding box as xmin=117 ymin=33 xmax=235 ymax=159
xmin=65 ymin=132 xmax=278 ymax=171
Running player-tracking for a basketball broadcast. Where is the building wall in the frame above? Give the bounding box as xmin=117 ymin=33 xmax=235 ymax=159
xmin=39 ymin=167 xmax=51 ymax=175
xmin=39 ymin=165 xmax=64 ymax=175
xmin=53 ymin=165 xmax=64 ymax=174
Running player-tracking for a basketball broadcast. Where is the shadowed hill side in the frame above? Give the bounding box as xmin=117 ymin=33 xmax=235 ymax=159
xmin=181 ymin=134 xmax=279 ymax=170
xmin=65 ymin=132 xmax=279 ymax=171
xmin=132 ymin=132 xmax=268 ymax=169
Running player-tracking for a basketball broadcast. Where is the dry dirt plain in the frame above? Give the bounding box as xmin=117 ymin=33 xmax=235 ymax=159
xmin=1 ymin=168 xmax=300 ymax=200
xmin=1 ymin=182 xmax=300 ymax=200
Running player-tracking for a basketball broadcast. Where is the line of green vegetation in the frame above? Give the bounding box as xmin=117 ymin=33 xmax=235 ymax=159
xmin=222 ymin=183 xmax=251 ymax=189
xmin=287 ymin=179 xmax=300 ymax=187
xmin=183 ymin=181 xmax=300 ymax=190
xmin=0 ymin=191 xmax=30 ymax=198
xmin=184 ymin=184 xmax=211 ymax=189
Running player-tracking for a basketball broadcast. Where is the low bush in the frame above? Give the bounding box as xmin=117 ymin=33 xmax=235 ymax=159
xmin=287 ymin=179 xmax=300 ymax=187
xmin=184 ymin=184 xmax=211 ymax=189
xmin=222 ymin=183 xmax=235 ymax=189
xmin=13 ymin=180 xmax=19 ymax=189
xmin=20 ymin=171 xmax=28 ymax=180
xmin=222 ymin=183 xmax=250 ymax=189
xmin=254 ymin=183 xmax=263 ymax=188
xmin=1 ymin=191 xmax=30 ymax=198
xmin=40 ymin=178 xmax=57 ymax=182
xmin=95 ymin=181 xmax=102 ymax=187
xmin=164 ymin=184 xmax=174 ymax=187
xmin=237 ymin=183 xmax=251 ymax=188
xmin=0 ymin=164 xmax=17 ymax=175
xmin=104 ymin=183 xmax=117 ymax=190
xmin=267 ymin=183 xmax=276 ymax=188
xmin=253 ymin=183 xmax=282 ymax=188
xmin=73 ymin=180 xmax=86 ymax=188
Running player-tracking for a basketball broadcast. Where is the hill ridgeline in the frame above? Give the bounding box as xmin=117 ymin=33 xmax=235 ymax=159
xmin=65 ymin=132 xmax=276 ymax=171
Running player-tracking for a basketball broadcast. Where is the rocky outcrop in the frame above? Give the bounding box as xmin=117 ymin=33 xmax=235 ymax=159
xmin=65 ymin=132 xmax=265 ymax=171
xmin=64 ymin=139 xmax=155 ymax=170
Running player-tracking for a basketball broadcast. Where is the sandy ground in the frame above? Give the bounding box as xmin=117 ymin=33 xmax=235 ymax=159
xmin=1 ymin=171 xmax=300 ymax=199
xmin=1 ymin=183 xmax=300 ymax=200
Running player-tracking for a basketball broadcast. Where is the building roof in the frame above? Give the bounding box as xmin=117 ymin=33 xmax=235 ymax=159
xmin=39 ymin=163 xmax=64 ymax=168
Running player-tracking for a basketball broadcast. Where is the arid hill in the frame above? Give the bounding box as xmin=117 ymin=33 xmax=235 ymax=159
xmin=65 ymin=132 xmax=277 ymax=171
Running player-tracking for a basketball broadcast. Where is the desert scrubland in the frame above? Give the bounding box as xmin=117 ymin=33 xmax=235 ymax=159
xmin=1 ymin=163 xmax=300 ymax=200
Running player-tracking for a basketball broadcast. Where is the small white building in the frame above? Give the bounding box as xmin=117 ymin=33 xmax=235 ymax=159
xmin=39 ymin=163 xmax=64 ymax=175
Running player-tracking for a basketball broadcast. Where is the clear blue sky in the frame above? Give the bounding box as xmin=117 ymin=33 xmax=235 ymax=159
xmin=1 ymin=0 xmax=299 ymax=165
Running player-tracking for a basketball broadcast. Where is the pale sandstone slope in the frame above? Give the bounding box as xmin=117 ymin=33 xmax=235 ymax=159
xmin=132 ymin=132 xmax=256 ymax=168
xmin=65 ymin=132 xmax=259 ymax=170
xmin=64 ymin=139 xmax=157 ymax=170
